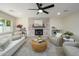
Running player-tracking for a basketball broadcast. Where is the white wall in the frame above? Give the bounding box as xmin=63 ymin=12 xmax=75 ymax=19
xmin=62 ymin=12 xmax=79 ymax=41
xmin=62 ymin=12 xmax=79 ymax=35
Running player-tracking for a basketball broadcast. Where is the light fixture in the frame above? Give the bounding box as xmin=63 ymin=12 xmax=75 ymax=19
xmin=38 ymin=10 xmax=43 ymax=13
xmin=57 ymin=12 xmax=61 ymax=15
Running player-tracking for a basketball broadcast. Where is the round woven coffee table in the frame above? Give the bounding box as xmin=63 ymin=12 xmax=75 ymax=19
xmin=32 ymin=40 xmax=48 ymax=52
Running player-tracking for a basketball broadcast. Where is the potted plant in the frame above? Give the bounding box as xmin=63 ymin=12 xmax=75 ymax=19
xmin=17 ymin=24 xmax=23 ymax=28
xmin=63 ymin=31 xmax=74 ymax=39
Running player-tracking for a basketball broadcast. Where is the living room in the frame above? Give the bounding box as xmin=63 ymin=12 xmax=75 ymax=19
xmin=0 ymin=3 xmax=79 ymax=56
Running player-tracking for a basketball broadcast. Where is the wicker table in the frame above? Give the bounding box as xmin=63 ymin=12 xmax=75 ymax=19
xmin=32 ymin=40 xmax=48 ymax=52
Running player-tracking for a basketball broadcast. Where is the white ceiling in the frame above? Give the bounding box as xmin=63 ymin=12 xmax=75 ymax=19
xmin=0 ymin=3 xmax=79 ymax=18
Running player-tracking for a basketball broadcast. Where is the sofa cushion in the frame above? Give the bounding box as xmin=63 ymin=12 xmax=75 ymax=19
xmin=63 ymin=45 xmax=79 ymax=56
xmin=0 ymin=48 xmax=3 ymax=51
xmin=75 ymin=42 xmax=79 ymax=48
xmin=63 ymin=38 xmax=75 ymax=42
xmin=0 ymin=37 xmax=11 ymax=51
xmin=63 ymin=42 xmax=76 ymax=47
xmin=63 ymin=42 xmax=79 ymax=48
xmin=12 ymin=35 xmax=21 ymax=41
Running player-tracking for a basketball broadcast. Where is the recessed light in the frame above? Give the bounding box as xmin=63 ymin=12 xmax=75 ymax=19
xmin=9 ymin=10 xmax=14 ymax=12
xmin=57 ymin=12 xmax=61 ymax=15
xmin=64 ymin=10 xmax=69 ymax=12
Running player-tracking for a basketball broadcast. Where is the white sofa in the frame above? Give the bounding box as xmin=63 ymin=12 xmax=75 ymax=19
xmin=63 ymin=42 xmax=79 ymax=56
xmin=0 ymin=37 xmax=25 ymax=56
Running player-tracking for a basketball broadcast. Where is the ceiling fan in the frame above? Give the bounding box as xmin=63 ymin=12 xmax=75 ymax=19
xmin=28 ymin=3 xmax=54 ymax=15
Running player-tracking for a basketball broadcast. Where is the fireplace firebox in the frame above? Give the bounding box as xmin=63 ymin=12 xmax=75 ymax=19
xmin=35 ymin=29 xmax=43 ymax=35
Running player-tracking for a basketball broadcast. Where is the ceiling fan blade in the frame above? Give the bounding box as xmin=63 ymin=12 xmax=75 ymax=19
xmin=39 ymin=3 xmax=42 ymax=6
xmin=42 ymin=4 xmax=54 ymax=9
xmin=28 ymin=9 xmax=38 ymax=10
xmin=36 ymin=3 xmax=41 ymax=9
xmin=43 ymin=10 xmax=49 ymax=14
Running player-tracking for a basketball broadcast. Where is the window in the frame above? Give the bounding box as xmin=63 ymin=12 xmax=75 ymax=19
xmin=0 ymin=18 xmax=11 ymax=33
xmin=0 ymin=19 xmax=5 ymax=33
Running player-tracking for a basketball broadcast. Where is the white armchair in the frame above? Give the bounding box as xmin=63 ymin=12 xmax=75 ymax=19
xmin=49 ymin=33 xmax=64 ymax=46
